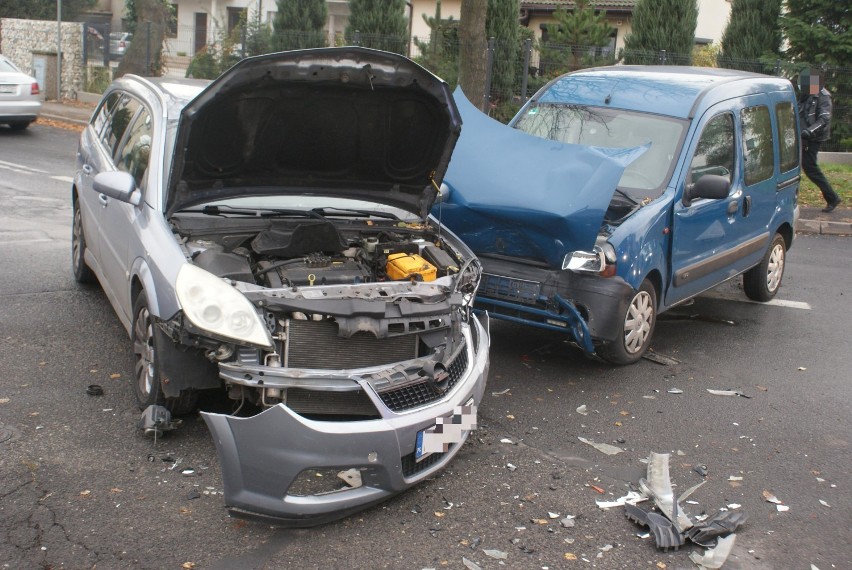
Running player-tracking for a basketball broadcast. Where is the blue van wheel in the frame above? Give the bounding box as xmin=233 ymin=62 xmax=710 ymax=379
xmin=743 ymin=234 xmax=786 ymax=302
xmin=599 ymin=279 xmax=657 ymax=365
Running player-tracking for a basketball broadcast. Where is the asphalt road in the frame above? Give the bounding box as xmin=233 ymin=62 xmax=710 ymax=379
xmin=1 ymin=124 xmax=850 ymax=570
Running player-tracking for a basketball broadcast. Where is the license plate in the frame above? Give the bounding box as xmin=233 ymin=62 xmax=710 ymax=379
xmin=480 ymin=273 xmax=541 ymax=303
xmin=0 ymin=85 xmax=15 ymax=94
xmin=415 ymin=404 xmax=477 ymax=461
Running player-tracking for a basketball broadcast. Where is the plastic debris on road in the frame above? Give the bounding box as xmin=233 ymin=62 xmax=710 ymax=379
xmin=596 ymin=491 xmax=646 ymax=510
xmin=462 ymin=557 xmax=481 ymax=570
xmin=578 ymin=436 xmax=624 ymax=455
xmin=482 ymin=549 xmax=507 ymax=560
xmin=576 ymin=404 xmax=589 ymax=415
xmin=667 ymin=388 xmax=684 ymax=394
xmin=762 ymin=490 xmax=782 ymax=504
xmin=706 ymin=388 xmax=751 ymax=398
xmin=689 ymin=534 xmax=736 ymax=569
xmin=491 ymin=388 xmax=511 ymax=396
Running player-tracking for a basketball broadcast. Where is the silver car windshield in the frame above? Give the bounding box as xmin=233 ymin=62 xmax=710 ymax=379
xmin=513 ymin=104 xmax=686 ymax=197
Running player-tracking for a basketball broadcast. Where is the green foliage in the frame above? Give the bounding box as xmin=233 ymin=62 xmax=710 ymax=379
xmin=781 ymin=0 xmax=851 ymax=67
xmin=273 ymin=0 xmax=327 ymax=50
xmin=0 ymin=0 xmax=95 ymax=21
xmin=123 ymin=0 xmax=173 ymax=35
xmin=413 ymin=1 xmax=459 ymax=86
xmin=184 ymin=23 xmax=241 ymax=80
xmin=486 ymin=0 xmax=519 ymax=103
xmin=85 ymin=65 xmax=112 ymax=93
xmin=622 ymin=0 xmax=697 ymax=64
xmin=540 ymin=1 xmax=614 ymax=75
xmin=692 ymin=43 xmax=720 ymax=68
xmin=345 ymin=0 xmax=409 ymax=55
xmin=718 ymin=0 xmax=782 ymax=72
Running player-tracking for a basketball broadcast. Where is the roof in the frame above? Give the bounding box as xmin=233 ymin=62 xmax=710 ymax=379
xmin=533 ymin=66 xmax=788 ymax=119
xmin=521 ymin=0 xmax=637 ymax=10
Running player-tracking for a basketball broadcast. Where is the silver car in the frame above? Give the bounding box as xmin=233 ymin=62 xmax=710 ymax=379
xmin=72 ymin=48 xmax=489 ymax=525
xmin=0 ymin=55 xmax=42 ymax=130
xmin=109 ymin=32 xmax=132 ymax=60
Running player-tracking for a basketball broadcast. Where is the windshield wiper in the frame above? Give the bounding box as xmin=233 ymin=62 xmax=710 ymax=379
xmin=614 ymin=188 xmax=640 ymax=206
xmin=189 ymin=205 xmax=327 ymax=220
xmin=311 ymin=207 xmax=400 ymax=221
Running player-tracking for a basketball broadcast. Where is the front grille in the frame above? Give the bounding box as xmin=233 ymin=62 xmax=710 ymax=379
xmin=480 ymin=273 xmax=541 ymax=304
xmin=285 ymin=388 xmax=380 ymax=419
xmin=401 ymin=449 xmax=445 ymax=477
xmin=285 ymin=319 xmax=417 ymax=369
xmin=376 ymin=348 xmax=469 ymax=412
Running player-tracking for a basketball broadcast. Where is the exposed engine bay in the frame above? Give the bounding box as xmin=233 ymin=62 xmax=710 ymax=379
xmin=162 ymin=212 xmax=480 ymax=420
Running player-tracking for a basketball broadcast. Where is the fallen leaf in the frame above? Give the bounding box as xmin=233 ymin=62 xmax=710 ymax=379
xmin=756 ymin=385 xmax=768 ymax=391
xmin=762 ymin=490 xmax=782 ymax=504
xmin=657 ymin=563 xmax=667 ymax=569
xmin=181 ymin=563 xmax=196 ymax=569
xmin=434 ymin=511 xmax=445 ymax=518
xmin=80 ymin=490 xmax=91 ymax=497
xmin=506 ymin=414 xmax=515 ymax=420
xmin=0 ymin=398 xmax=9 ymax=404
xmin=179 ymin=507 xmax=191 ymax=514
xmin=531 ymin=518 xmax=549 ymax=525
xmin=590 ymin=485 xmax=606 ymax=494
xmin=109 ymin=373 xmax=122 ymax=379
xmin=564 ymin=553 xmax=577 ymax=560
xmin=110 ymin=488 xmax=123 ymax=493
xmin=614 ymin=422 xmax=622 ymax=426
xmin=620 ymin=410 xmax=630 ymax=416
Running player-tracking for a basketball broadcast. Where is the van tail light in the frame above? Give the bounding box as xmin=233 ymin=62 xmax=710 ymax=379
xmin=119 ymin=40 xmax=126 ymax=48
xmin=31 ymin=82 xmax=40 ymax=95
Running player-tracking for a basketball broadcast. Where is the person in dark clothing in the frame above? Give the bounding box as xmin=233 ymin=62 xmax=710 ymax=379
xmin=799 ymin=69 xmax=841 ymax=213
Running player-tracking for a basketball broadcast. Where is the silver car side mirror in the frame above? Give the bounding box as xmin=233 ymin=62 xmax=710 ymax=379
xmin=93 ymin=171 xmax=141 ymax=206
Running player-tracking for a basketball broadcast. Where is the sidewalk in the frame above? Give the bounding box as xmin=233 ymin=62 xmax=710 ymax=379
xmin=37 ymin=99 xmax=850 ymax=236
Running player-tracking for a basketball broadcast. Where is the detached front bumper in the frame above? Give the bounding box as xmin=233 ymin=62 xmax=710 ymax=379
xmin=201 ymin=314 xmax=489 ymax=526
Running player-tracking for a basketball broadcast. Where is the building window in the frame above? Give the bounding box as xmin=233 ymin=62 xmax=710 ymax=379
xmin=227 ymin=7 xmax=246 ymax=34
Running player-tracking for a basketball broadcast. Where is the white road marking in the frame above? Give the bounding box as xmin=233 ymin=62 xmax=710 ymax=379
xmin=700 ymin=289 xmax=811 ymax=310
xmin=50 ymin=175 xmax=75 ymax=183
xmin=760 ymin=298 xmax=811 ymax=310
xmin=0 ymin=159 xmax=48 ymax=173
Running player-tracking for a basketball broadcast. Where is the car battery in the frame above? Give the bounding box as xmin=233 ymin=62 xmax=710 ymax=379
xmin=386 ymin=253 xmax=437 ymax=282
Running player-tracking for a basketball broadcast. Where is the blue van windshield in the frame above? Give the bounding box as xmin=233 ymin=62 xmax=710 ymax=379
xmin=513 ymin=104 xmax=686 ymax=198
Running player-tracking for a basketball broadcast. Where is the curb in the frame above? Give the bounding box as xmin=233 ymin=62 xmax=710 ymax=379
xmin=797 ymin=219 xmax=852 ymax=236
xmin=40 ymin=112 xmax=89 ymax=126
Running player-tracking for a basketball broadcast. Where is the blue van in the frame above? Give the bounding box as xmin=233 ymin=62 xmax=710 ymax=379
xmin=441 ymin=66 xmax=800 ymax=364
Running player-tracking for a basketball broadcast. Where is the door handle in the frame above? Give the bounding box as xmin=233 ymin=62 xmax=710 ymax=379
xmin=82 ymin=164 xmax=93 ymax=175
xmin=98 ymin=194 xmax=108 ymax=207
xmin=743 ymin=196 xmax=752 ymax=217
xmin=726 ymin=200 xmax=738 ymax=215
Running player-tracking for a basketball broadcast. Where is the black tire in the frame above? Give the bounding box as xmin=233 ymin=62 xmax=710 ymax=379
xmin=599 ymin=279 xmax=657 ymax=365
xmin=72 ymin=198 xmax=96 ymax=284
xmin=131 ymin=294 xmax=198 ymax=415
xmin=8 ymin=121 xmax=30 ymax=131
xmin=743 ymin=233 xmax=786 ymax=302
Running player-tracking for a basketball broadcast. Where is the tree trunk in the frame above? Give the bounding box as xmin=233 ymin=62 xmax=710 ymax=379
xmin=116 ymin=0 xmax=169 ymax=77
xmin=458 ymin=0 xmax=487 ymax=111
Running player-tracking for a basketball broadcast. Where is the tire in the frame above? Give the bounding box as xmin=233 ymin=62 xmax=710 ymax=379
xmin=8 ymin=121 xmax=30 ymax=131
xmin=743 ymin=233 xmax=786 ymax=302
xmin=72 ymin=198 xmax=96 ymax=284
xmin=131 ymin=294 xmax=198 ymax=415
xmin=599 ymin=279 xmax=657 ymax=365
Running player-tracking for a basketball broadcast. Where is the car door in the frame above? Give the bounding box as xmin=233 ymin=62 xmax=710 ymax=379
xmin=668 ymin=95 xmax=778 ymax=306
xmin=98 ymin=104 xmax=154 ymax=324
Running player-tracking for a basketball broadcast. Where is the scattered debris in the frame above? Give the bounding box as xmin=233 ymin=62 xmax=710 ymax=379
xmin=482 ymin=549 xmax=507 ymax=560
xmin=138 ymin=405 xmax=180 ymax=437
xmin=686 ymin=511 xmax=748 ymax=547
xmin=688 ymin=534 xmax=736 ymax=569
xmin=560 ymin=516 xmax=576 ymax=528
xmin=819 ymin=500 xmax=831 ymax=508
xmin=578 ymin=436 xmax=624 ymax=456
xmin=726 ymin=503 xmax=741 ymax=509
xmin=186 ymin=489 xmax=201 ymax=500
xmin=506 ymin=463 xmax=517 ymax=472
xmin=776 ymin=505 xmax=790 ymax=512
xmin=667 ymin=388 xmax=683 ymax=394
xmin=596 ymin=491 xmax=646 ymax=510
xmin=338 ymin=468 xmax=363 ymax=489
xmin=640 ymin=452 xmax=693 ymax=531
xmin=762 ymin=491 xmax=782 ymax=504
xmin=798 ymin=367 xmax=807 ymax=371
xmin=500 ymin=438 xmax=514 ymax=444
xmin=728 ymin=476 xmax=743 ymax=481
xmin=706 ymin=389 xmax=751 ymax=398
xmin=624 ymin=504 xmax=685 ymax=551
xmin=643 ymin=350 xmax=681 ymax=366
xmin=693 ymin=465 xmax=709 ymax=477
xmin=563 ymin=553 xmax=577 ymax=560
xmin=548 ymin=511 xmax=560 ymax=519
xmin=86 ymin=384 xmax=104 ymax=396
xmin=181 ymin=468 xmax=196 ymax=477
xmin=462 ymin=557 xmax=481 ymax=570
xmin=576 ymin=405 xmax=589 ymax=415
xmin=491 ymin=389 xmax=511 ymax=396
xmin=589 ymin=485 xmax=606 ymax=494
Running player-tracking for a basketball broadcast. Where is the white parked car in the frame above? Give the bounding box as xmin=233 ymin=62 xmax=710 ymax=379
xmin=0 ymin=55 xmax=41 ymax=130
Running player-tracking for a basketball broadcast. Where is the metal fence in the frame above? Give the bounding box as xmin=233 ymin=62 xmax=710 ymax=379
xmin=85 ymin=22 xmax=851 ymax=151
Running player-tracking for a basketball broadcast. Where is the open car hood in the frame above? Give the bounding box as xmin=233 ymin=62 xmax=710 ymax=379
xmin=440 ymin=89 xmax=646 ymax=268
xmin=166 ymin=48 xmax=461 ymax=218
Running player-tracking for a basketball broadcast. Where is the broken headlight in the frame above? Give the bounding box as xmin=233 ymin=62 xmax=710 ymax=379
xmin=455 ymin=258 xmax=482 ymax=307
xmin=562 ymin=241 xmax=616 ymax=277
xmin=175 ymin=263 xmax=274 ymax=349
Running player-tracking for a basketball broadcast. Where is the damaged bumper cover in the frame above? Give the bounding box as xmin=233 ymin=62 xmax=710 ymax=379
xmin=201 ymin=314 xmax=489 ymax=526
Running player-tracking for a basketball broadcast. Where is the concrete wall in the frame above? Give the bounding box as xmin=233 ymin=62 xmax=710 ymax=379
xmin=1 ymin=18 xmax=85 ymax=100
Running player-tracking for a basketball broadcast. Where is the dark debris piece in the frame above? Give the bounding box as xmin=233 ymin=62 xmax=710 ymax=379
xmin=693 ymin=465 xmax=709 ymax=477
xmin=686 ymin=511 xmax=748 ymax=547
xmin=86 ymin=384 xmax=104 ymax=396
xmin=624 ymin=504 xmax=685 ymax=551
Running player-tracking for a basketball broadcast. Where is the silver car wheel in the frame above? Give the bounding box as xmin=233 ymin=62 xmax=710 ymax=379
xmin=624 ymin=290 xmax=654 ymax=354
xmin=766 ymin=242 xmax=785 ymax=293
xmin=133 ymin=305 xmax=156 ymax=400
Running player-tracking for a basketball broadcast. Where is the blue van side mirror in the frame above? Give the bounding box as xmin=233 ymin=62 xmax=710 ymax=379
xmin=683 ymin=174 xmax=730 ymax=206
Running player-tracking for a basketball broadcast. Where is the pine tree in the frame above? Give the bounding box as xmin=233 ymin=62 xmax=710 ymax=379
xmin=718 ymin=0 xmax=782 ymax=72
xmin=541 ymin=1 xmax=613 ymax=74
xmin=486 ymin=0 xmax=519 ymax=104
xmin=782 ymin=0 xmax=851 ymax=68
xmin=413 ymin=1 xmax=459 ymax=85
xmin=345 ymin=0 xmax=409 ymax=55
xmin=622 ymin=0 xmax=698 ymax=64
xmin=273 ymin=0 xmax=328 ymax=51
